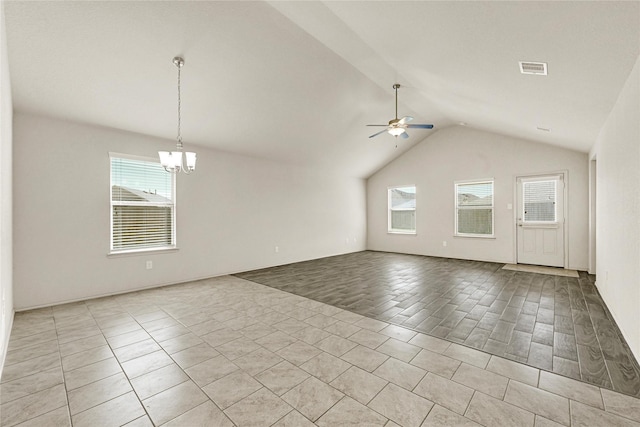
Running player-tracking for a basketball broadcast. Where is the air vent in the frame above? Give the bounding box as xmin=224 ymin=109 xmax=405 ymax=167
xmin=519 ymin=61 xmax=547 ymax=75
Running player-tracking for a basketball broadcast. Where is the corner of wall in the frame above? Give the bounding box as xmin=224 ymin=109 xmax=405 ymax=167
xmin=590 ymin=53 xmax=640 ymax=362
xmin=0 ymin=0 xmax=15 ymax=376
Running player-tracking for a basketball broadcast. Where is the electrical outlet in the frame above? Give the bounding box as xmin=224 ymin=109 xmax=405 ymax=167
xmin=443 ymin=241 xmax=447 ymax=247
xmin=146 ymin=261 xmax=153 ymax=270
xmin=274 ymin=246 xmax=279 ymax=253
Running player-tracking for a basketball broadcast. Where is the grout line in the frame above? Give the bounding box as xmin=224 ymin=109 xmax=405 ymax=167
xmin=7 ymin=273 xmax=640 ymax=427
xmin=50 ymin=313 xmax=74 ymax=426
xmin=576 ymin=283 xmax=615 ymax=391
xmin=95 ymin=308 xmax=174 ymax=426
xmin=463 ymin=390 xmax=477 ymax=417
xmin=241 ymin=261 xmax=640 ymax=400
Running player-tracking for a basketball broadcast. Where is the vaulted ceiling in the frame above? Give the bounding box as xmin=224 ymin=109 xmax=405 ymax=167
xmin=4 ymin=1 xmax=639 ymax=178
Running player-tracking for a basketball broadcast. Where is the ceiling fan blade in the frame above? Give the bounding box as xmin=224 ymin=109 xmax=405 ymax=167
xmin=367 ymin=85 xmax=431 ymax=138
xmin=369 ymin=128 xmax=390 ymax=138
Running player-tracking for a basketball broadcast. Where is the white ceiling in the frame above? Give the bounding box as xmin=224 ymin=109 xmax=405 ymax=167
xmin=4 ymin=1 xmax=639 ymax=178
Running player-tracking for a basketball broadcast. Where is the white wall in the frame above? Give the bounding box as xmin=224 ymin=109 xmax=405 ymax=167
xmin=589 ymin=54 xmax=640 ymax=361
xmin=13 ymin=113 xmax=367 ymax=309
xmin=0 ymin=2 xmax=14 ymax=371
xmin=367 ymin=126 xmax=589 ymax=269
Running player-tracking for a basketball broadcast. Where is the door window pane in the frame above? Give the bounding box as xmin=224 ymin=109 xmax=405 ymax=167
xmin=524 ymin=180 xmax=556 ymax=222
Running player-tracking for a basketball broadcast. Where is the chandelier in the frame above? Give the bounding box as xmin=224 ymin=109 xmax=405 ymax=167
xmin=159 ymin=57 xmax=196 ymax=174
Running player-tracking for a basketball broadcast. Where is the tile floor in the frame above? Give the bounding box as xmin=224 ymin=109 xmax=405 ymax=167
xmin=2 ymin=274 xmax=640 ymax=426
xmin=237 ymin=251 xmax=640 ymax=396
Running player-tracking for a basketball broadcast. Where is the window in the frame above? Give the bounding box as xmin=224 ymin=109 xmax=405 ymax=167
xmin=110 ymin=154 xmax=175 ymax=253
xmin=388 ymin=186 xmax=416 ymax=234
xmin=455 ymin=180 xmax=494 ymax=237
xmin=523 ymin=180 xmax=556 ymax=222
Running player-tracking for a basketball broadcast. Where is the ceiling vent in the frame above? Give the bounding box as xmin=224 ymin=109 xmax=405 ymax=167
xmin=519 ymin=61 xmax=547 ymax=75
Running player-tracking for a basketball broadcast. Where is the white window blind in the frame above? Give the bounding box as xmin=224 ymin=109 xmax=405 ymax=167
xmin=455 ymin=180 xmax=494 ymax=237
xmin=110 ymin=155 xmax=175 ymax=252
xmin=388 ymin=186 xmax=416 ymax=233
xmin=524 ymin=180 xmax=556 ymax=222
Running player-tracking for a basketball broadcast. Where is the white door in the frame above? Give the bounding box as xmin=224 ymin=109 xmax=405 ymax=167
xmin=516 ymin=174 xmax=565 ymax=267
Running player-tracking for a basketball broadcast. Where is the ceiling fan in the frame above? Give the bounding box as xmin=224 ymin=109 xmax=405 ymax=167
xmin=367 ymin=84 xmax=433 ymax=139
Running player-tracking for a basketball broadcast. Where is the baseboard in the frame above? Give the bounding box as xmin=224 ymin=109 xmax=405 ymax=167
xmin=367 ymin=249 xmax=513 ymax=265
xmin=15 ymin=248 xmax=368 ymax=312
xmin=14 ymin=274 xmax=225 ymax=312
xmin=595 ymin=282 xmax=640 ymax=366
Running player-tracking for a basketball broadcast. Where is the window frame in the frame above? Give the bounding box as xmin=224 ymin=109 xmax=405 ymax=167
xmin=109 ymin=152 xmax=177 ymax=255
xmin=454 ymin=179 xmax=495 ymax=238
xmin=387 ymin=185 xmax=417 ymax=235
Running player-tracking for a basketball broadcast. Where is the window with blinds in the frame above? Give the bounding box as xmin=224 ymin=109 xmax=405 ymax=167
xmin=524 ymin=180 xmax=556 ymax=222
xmin=110 ymin=154 xmax=175 ymax=252
xmin=455 ymin=180 xmax=494 ymax=237
xmin=388 ymin=186 xmax=416 ymax=234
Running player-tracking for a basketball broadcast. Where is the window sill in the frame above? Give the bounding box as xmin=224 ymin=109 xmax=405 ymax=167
xmin=388 ymin=231 xmax=417 ymax=235
xmin=108 ymin=247 xmax=179 ymax=258
xmin=454 ymin=234 xmax=495 ymax=239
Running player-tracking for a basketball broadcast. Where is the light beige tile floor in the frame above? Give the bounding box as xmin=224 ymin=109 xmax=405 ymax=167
xmin=2 ymin=275 xmax=640 ymax=426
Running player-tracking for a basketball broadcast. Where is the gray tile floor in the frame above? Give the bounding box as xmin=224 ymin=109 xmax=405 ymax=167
xmin=3 ymin=275 xmax=640 ymax=426
xmin=236 ymin=251 xmax=640 ymax=397
xmin=2 ymin=275 xmax=640 ymax=426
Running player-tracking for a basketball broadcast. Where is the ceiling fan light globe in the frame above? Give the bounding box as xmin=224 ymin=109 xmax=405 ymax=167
xmin=388 ymin=127 xmax=406 ymax=137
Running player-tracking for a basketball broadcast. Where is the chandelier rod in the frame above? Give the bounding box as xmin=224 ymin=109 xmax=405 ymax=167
xmin=175 ymin=57 xmax=183 ymax=150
